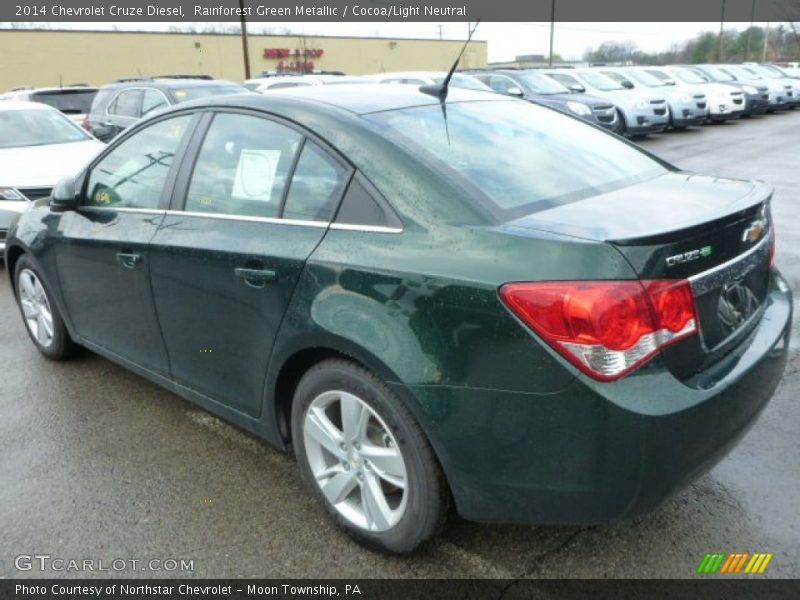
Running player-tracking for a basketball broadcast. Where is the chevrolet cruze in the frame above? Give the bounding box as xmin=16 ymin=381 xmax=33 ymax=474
xmin=4 ymin=85 xmax=790 ymax=553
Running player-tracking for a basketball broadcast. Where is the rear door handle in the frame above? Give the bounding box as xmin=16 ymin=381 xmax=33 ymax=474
xmin=234 ymin=267 xmax=277 ymax=288
xmin=116 ymin=252 xmax=142 ymax=269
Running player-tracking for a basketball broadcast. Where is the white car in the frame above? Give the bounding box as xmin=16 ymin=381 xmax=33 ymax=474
xmin=0 ymin=86 xmax=98 ymax=128
xmin=245 ymin=75 xmax=367 ymax=93
xmin=362 ymin=71 xmax=493 ymax=92
xmin=1 ymin=101 xmax=105 ymax=252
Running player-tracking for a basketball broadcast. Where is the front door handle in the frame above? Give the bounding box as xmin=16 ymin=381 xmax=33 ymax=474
xmin=234 ymin=267 xmax=277 ymax=288
xmin=116 ymin=252 xmax=142 ymax=269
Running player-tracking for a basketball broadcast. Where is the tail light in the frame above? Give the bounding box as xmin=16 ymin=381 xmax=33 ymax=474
xmin=499 ymin=280 xmax=698 ymax=381
xmin=81 ymin=114 xmax=92 ymax=133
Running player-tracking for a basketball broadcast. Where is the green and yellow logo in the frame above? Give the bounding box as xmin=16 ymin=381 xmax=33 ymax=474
xmin=697 ymin=552 xmax=773 ymax=575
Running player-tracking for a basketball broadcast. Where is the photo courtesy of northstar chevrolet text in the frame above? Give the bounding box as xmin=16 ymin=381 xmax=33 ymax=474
xmin=1 ymin=0 xmax=799 ymax=593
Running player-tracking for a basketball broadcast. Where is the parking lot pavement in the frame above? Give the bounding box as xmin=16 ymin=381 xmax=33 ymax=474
xmin=1 ymin=111 xmax=799 ymax=580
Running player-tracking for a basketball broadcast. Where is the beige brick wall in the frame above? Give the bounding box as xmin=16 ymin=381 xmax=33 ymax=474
xmin=0 ymin=29 xmax=488 ymax=90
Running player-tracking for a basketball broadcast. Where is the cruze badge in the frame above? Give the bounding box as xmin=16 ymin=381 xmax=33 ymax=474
xmin=666 ymin=245 xmax=713 ymax=267
xmin=742 ymin=218 xmax=767 ymax=244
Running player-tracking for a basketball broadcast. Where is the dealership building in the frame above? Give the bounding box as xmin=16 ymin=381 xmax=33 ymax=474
xmin=0 ymin=29 xmax=488 ymax=90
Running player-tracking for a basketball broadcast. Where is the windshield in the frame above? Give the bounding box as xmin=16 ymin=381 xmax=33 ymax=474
xmin=703 ymin=66 xmax=736 ymax=82
xmin=0 ymin=108 xmax=90 ymax=149
xmin=170 ymin=84 xmax=248 ymax=102
xmin=578 ymin=71 xmax=625 ymax=91
xmin=517 ymin=72 xmax=571 ymax=95
xmin=365 ymin=100 xmax=666 ymax=219
xmin=670 ymin=67 xmax=708 ymax=84
xmin=730 ymin=66 xmax=762 ymax=80
xmin=626 ymin=70 xmax=667 ymax=87
xmin=431 ymin=75 xmax=492 ymax=91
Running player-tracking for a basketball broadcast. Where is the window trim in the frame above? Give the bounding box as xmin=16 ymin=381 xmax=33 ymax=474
xmin=79 ymin=110 xmax=201 ymax=212
xmin=169 ymin=107 xmax=355 ymax=225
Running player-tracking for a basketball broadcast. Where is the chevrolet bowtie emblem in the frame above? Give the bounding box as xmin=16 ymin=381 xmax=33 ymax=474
xmin=742 ymin=219 xmax=767 ymax=244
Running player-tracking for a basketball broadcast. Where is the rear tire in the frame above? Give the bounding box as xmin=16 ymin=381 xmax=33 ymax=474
xmin=291 ymin=358 xmax=448 ymax=554
xmin=14 ymin=254 xmax=76 ymax=360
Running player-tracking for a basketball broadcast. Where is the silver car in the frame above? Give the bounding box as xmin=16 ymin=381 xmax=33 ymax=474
xmin=600 ymin=67 xmax=708 ymax=128
xmin=543 ymin=68 xmax=669 ymax=136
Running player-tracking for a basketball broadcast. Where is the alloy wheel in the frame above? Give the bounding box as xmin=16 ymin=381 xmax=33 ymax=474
xmin=303 ymin=390 xmax=408 ymax=532
xmin=18 ymin=268 xmax=55 ymax=349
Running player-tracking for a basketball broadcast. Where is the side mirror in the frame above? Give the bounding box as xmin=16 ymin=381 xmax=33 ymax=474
xmin=506 ymin=86 xmax=525 ymax=97
xmin=568 ymin=84 xmax=586 ymax=93
xmin=50 ymin=176 xmax=79 ymax=212
xmin=620 ymin=80 xmax=634 ymax=89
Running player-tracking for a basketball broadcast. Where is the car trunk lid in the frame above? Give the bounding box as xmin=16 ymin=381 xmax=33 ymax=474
xmin=506 ymin=172 xmax=774 ymax=378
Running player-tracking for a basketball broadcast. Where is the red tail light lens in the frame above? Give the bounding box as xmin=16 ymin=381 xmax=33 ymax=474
xmin=499 ymin=280 xmax=698 ymax=381
xmin=81 ymin=114 xmax=92 ymax=133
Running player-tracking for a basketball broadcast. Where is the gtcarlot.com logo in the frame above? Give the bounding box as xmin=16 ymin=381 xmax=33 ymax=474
xmin=696 ymin=552 xmax=773 ymax=575
xmin=14 ymin=554 xmax=194 ymax=573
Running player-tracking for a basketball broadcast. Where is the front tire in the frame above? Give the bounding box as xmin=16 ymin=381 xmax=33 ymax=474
xmin=291 ymin=359 xmax=448 ymax=554
xmin=14 ymin=255 xmax=76 ymax=360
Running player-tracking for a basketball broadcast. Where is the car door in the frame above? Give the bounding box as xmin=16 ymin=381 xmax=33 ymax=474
xmin=56 ymin=112 xmax=197 ymax=376
xmin=148 ymin=110 xmax=351 ymax=417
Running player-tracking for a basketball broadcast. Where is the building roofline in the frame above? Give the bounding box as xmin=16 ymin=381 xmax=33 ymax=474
xmin=0 ymin=28 xmax=487 ymax=44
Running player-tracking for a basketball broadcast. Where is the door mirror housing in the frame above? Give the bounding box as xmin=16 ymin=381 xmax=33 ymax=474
xmin=620 ymin=80 xmax=634 ymax=89
xmin=506 ymin=86 xmax=525 ymax=97
xmin=568 ymin=84 xmax=586 ymax=93
xmin=50 ymin=176 xmax=79 ymax=212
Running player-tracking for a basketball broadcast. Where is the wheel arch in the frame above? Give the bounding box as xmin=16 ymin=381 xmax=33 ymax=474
xmin=270 ymin=335 xmax=407 ymax=447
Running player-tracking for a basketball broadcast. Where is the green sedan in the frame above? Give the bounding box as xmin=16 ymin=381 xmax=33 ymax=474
xmin=4 ymin=85 xmax=791 ymax=553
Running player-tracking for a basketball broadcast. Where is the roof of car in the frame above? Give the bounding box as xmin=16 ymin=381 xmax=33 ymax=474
xmin=180 ymin=83 xmax=506 ymax=116
xmin=102 ymin=78 xmax=240 ymax=90
xmin=0 ymin=100 xmax=57 ymax=112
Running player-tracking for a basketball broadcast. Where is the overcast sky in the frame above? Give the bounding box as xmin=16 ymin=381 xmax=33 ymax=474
xmin=11 ymin=21 xmax=765 ymax=61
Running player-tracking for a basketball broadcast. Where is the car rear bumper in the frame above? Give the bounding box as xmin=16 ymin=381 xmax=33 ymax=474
xmin=397 ymin=270 xmax=791 ymax=524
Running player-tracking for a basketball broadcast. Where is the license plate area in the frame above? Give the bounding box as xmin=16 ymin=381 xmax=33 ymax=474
xmin=689 ymin=236 xmax=771 ymax=352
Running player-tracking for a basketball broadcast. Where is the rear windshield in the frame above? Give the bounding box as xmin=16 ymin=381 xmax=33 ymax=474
xmin=169 ymin=84 xmax=247 ymax=103
xmin=31 ymin=89 xmax=97 ymax=114
xmin=365 ymin=100 xmax=666 ymax=219
xmin=0 ymin=108 xmax=90 ymax=149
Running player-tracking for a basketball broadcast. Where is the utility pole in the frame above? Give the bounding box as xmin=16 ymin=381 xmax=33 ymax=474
xmin=718 ymin=0 xmax=726 ymax=63
xmin=437 ymin=24 xmax=444 ymax=40
xmin=763 ymin=21 xmax=770 ymax=62
xmin=239 ymin=0 xmax=251 ymax=79
xmin=548 ymin=0 xmax=556 ymax=66
xmin=745 ymin=0 xmax=756 ymax=60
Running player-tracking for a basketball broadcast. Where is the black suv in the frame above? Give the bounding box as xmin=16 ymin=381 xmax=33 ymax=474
xmin=87 ymin=76 xmax=248 ymax=141
xmin=463 ymin=68 xmax=621 ymax=132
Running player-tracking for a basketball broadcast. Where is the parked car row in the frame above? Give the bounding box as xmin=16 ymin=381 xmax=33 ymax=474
xmin=458 ymin=63 xmax=798 ymax=135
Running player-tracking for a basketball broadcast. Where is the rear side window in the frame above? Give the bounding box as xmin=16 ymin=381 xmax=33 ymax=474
xmin=283 ymin=142 xmax=348 ymax=222
xmin=185 ymin=113 xmax=302 ymax=218
xmin=85 ymin=115 xmax=192 ymax=209
xmin=109 ymin=89 xmax=143 ymax=118
xmin=141 ymin=89 xmax=170 ymax=117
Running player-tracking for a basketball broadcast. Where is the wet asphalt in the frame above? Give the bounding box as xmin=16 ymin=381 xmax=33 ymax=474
xmin=1 ymin=110 xmax=799 ymax=580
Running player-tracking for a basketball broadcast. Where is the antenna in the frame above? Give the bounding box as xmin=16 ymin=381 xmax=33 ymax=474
xmin=420 ymin=19 xmax=480 ymax=101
